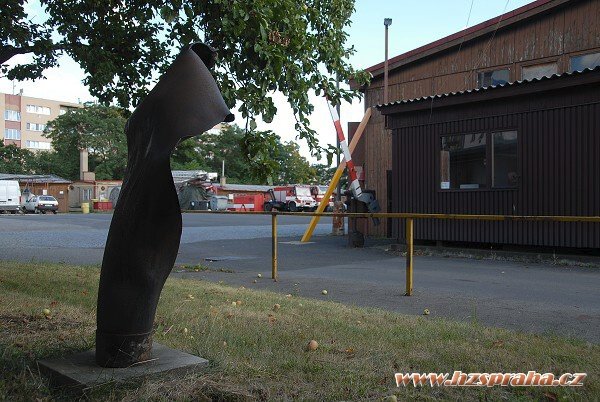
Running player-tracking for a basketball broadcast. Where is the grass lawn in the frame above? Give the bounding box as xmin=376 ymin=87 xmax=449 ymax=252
xmin=0 ymin=261 xmax=598 ymax=401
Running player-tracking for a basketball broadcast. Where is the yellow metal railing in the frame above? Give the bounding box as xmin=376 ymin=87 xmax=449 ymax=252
xmin=186 ymin=210 xmax=600 ymax=295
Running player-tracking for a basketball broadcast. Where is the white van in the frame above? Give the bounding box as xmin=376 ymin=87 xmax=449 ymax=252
xmin=0 ymin=180 xmax=22 ymax=213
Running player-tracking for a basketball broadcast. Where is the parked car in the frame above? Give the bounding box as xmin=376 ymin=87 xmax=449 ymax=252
xmin=0 ymin=180 xmax=22 ymax=214
xmin=22 ymin=195 xmax=59 ymax=214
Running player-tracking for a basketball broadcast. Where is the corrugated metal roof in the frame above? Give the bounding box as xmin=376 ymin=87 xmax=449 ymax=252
xmin=0 ymin=173 xmax=72 ymax=184
xmin=376 ymin=66 xmax=600 ymax=110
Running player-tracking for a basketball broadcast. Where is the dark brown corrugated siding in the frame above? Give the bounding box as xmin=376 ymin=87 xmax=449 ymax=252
xmin=389 ymin=84 xmax=600 ymax=248
xmin=362 ymin=0 xmax=600 ymax=238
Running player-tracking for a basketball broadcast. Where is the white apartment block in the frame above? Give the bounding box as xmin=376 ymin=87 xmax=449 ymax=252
xmin=1 ymin=92 xmax=81 ymax=151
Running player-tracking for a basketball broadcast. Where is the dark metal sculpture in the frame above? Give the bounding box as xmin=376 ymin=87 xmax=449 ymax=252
xmin=96 ymin=43 xmax=233 ymax=367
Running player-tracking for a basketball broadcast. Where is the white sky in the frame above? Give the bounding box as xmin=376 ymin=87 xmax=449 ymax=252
xmin=0 ymin=0 xmax=532 ymax=163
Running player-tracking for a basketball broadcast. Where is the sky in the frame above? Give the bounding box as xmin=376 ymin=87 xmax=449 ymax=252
xmin=0 ymin=0 xmax=532 ymax=162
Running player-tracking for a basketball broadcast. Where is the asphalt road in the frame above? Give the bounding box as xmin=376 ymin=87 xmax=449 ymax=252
xmin=1 ymin=213 xmax=599 ymax=342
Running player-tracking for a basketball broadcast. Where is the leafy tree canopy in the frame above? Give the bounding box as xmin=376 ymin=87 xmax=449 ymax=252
xmin=276 ymin=142 xmax=317 ymax=184
xmin=1 ymin=0 xmax=370 ymax=161
xmin=176 ymin=124 xmax=318 ymax=185
xmin=41 ymin=104 xmax=128 ymax=180
xmin=4 ymin=105 xmax=321 ymax=185
xmin=0 ymin=143 xmax=35 ymax=174
xmin=312 ymin=163 xmax=337 ymax=185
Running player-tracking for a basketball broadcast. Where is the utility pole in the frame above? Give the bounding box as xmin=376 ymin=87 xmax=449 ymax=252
xmin=335 ymin=76 xmax=341 ymax=202
xmin=384 ymin=18 xmax=392 ymax=104
xmin=332 ymin=75 xmax=345 ymax=236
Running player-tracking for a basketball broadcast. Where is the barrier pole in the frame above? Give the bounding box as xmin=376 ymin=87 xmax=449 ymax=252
xmin=301 ymin=107 xmax=372 ymax=242
xmin=405 ymin=218 xmax=414 ymax=296
xmin=272 ymin=212 xmax=278 ymax=281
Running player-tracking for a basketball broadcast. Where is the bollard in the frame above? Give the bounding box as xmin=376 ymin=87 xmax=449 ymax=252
xmin=272 ymin=212 xmax=278 ymax=281
xmin=405 ymin=218 xmax=414 ymax=296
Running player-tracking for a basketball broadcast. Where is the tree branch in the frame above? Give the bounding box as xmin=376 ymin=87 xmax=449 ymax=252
xmin=0 ymin=45 xmax=34 ymax=65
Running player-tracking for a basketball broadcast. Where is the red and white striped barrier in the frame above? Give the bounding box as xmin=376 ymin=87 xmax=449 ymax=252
xmin=327 ymin=101 xmax=363 ymax=199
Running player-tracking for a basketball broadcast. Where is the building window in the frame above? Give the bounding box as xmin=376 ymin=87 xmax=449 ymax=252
xmin=492 ymin=131 xmax=518 ymax=188
xmin=25 ymin=140 xmax=51 ymax=150
xmin=59 ymin=107 xmax=77 ymax=115
xmin=440 ymin=131 xmax=518 ymax=190
xmin=82 ymin=188 xmax=92 ymax=201
xmin=477 ymin=69 xmax=510 ymax=88
xmin=570 ymin=52 xmax=600 ymax=72
xmin=26 ymin=123 xmax=46 ymax=131
xmin=26 ymin=105 xmax=51 ymax=115
xmin=4 ymin=129 xmax=21 ymax=140
xmin=4 ymin=110 xmax=21 ymax=121
xmin=440 ymin=133 xmax=487 ymax=189
xmin=521 ymin=62 xmax=558 ymax=80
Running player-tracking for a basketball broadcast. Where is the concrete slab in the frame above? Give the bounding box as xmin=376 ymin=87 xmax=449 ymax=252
xmin=38 ymin=343 xmax=208 ymax=392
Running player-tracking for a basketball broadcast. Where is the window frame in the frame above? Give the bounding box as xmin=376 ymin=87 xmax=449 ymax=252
xmin=476 ymin=67 xmax=511 ymax=88
xmin=438 ymin=129 xmax=519 ymax=192
xmin=4 ymin=128 xmax=21 ymax=140
xmin=569 ymin=50 xmax=600 ymax=72
xmin=521 ymin=62 xmax=559 ymax=81
xmin=26 ymin=123 xmax=46 ymax=132
xmin=25 ymin=140 xmax=51 ymax=150
xmin=25 ymin=105 xmax=51 ymax=115
xmin=4 ymin=110 xmax=21 ymax=121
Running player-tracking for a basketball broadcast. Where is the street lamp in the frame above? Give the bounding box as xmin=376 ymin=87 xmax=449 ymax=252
xmin=384 ymin=18 xmax=392 ymax=104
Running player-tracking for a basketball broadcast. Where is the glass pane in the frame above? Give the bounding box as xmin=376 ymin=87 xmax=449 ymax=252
xmin=477 ymin=69 xmax=509 ymax=88
xmin=493 ymin=131 xmax=518 ymax=188
xmin=570 ymin=52 xmax=600 ymax=71
xmin=522 ymin=63 xmax=558 ymax=80
xmin=440 ymin=133 xmax=487 ymax=189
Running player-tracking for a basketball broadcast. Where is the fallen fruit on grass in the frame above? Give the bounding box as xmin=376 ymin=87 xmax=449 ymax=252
xmin=257 ymin=273 xmax=262 ymax=278
xmin=423 ymin=308 xmax=430 ymax=315
xmin=231 ymin=301 xmax=237 ymax=306
xmin=222 ymin=341 xmax=227 ymax=347
xmin=187 ymin=294 xmax=194 ymax=300
xmin=42 ymin=308 xmax=51 ymax=317
xmin=273 ymin=304 xmax=281 ymax=311
xmin=307 ymin=340 xmax=318 ymax=351
xmin=321 ymin=290 xmax=328 ymax=295
xmin=183 ymin=327 xmax=188 ymax=335
xmin=285 ymin=294 xmax=292 ymax=298
xmin=236 ymin=300 xmax=242 ymax=305
xmin=253 ymin=280 xmax=257 ymax=283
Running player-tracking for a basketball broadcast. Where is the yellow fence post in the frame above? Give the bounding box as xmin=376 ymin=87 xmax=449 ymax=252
xmin=405 ymin=218 xmax=414 ymax=296
xmin=272 ymin=212 xmax=278 ymax=281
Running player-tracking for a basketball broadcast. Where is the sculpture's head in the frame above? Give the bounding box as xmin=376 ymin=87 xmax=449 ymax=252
xmin=129 ymin=43 xmax=234 ymax=154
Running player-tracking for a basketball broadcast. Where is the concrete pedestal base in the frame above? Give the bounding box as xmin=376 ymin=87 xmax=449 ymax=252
xmin=38 ymin=343 xmax=208 ymax=392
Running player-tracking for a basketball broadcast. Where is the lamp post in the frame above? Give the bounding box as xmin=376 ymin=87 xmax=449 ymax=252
xmin=384 ymin=18 xmax=392 ymax=104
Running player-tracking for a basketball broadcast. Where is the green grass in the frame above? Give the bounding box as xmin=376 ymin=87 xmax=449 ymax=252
xmin=0 ymin=261 xmax=598 ymax=401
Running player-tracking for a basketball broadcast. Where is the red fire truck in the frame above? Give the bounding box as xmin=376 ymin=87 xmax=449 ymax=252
xmin=263 ymin=185 xmax=317 ymax=212
xmin=227 ymin=193 xmax=267 ymax=211
xmin=311 ymin=185 xmax=334 ymax=212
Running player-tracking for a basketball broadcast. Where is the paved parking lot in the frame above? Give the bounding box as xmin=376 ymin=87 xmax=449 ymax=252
xmin=1 ymin=212 xmax=599 ymax=342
